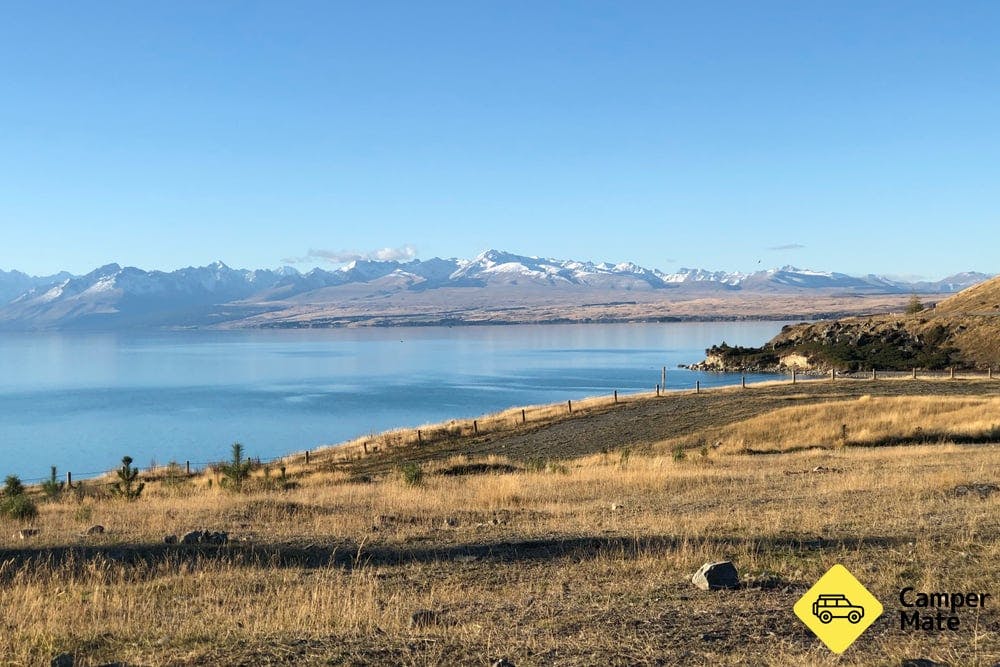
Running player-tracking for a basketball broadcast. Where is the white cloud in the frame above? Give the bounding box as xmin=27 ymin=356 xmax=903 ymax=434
xmin=283 ymin=245 xmax=418 ymax=265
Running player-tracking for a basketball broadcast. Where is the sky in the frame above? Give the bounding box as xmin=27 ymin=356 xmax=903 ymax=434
xmin=1 ymin=1 xmax=999 ymax=279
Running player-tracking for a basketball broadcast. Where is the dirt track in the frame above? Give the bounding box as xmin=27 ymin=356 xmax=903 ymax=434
xmin=346 ymin=378 xmax=1000 ymax=475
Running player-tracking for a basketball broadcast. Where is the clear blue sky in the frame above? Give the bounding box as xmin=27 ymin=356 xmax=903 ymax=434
xmin=2 ymin=1 xmax=998 ymax=278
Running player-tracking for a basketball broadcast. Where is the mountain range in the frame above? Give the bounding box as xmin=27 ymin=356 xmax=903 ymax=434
xmin=0 ymin=250 xmax=991 ymax=330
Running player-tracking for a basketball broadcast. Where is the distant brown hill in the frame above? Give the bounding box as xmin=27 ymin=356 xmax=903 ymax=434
xmin=693 ymin=275 xmax=1000 ymax=372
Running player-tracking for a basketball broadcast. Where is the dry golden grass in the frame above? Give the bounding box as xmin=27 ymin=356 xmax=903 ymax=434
xmin=657 ymin=395 xmax=1000 ymax=455
xmin=2 ymin=390 xmax=999 ymax=665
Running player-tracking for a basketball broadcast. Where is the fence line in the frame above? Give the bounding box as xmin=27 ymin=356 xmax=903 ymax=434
xmin=11 ymin=365 xmax=997 ymax=487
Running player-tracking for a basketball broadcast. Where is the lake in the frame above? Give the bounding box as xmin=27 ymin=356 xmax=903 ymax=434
xmin=0 ymin=322 xmax=790 ymax=481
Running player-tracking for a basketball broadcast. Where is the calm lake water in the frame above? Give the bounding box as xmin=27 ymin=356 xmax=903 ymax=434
xmin=0 ymin=322 xmax=790 ymax=481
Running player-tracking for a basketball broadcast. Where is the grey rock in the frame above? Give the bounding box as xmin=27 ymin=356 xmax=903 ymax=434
xmin=692 ymin=561 xmax=740 ymax=591
xmin=180 ymin=530 xmax=229 ymax=545
xmin=492 ymin=660 xmax=515 ymax=667
xmin=409 ymin=609 xmax=440 ymax=628
xmin=85 ymin=524 xmax=105 ymax=535
xmin=181 ymin=530 xmax=204 ymax=544
xmin=17 ymin=528 xmax=39 ymax=540
xmin=50 ymin=654 xmax=74 ymax=667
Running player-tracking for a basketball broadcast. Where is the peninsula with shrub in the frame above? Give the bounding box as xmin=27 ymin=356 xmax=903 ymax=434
xmin=690 ymin=275 xmax=1000 ymax=373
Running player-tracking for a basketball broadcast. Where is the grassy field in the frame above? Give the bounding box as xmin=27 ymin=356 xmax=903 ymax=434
xmin=2 ymin=379 xmax=999 ymax=665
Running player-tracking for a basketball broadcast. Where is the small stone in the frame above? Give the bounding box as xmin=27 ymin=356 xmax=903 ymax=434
xmin=50 ymin=654 xmax=74 ymax=667
xmin=85 ymin=525 xmax=105 ymax=535
xmin=692 ymin=561 xmax=740 ymax=591
xmin=409 ymin=609 xmax=440 ymax=628
xmin=442 ymin=517 xmax=459 ymax=528
xmin=163 ymin=534 xmax=178 ymax=544
xmin=610 ymin=503 xmax=620 ymax=511
xmin=492 ymin=659 xmax=515 ymax=667
xmin=17 ymin=528 xmax=39 ymax=540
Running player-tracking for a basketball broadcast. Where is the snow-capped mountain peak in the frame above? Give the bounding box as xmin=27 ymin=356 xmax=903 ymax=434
xmin=0 ymin=251 xmax=992 ymax=330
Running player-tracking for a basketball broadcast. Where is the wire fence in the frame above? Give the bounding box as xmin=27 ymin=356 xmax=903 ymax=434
xmin=11 ymin=365 xmax=997 ymax=487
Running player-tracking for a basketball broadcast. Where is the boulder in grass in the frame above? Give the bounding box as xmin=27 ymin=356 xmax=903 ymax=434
xmin=692 ymin=561 xmax=740 ymax=591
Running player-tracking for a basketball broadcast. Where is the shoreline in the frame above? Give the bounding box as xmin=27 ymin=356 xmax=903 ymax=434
xmin=28 ymin=370 xmax=999 ymax=488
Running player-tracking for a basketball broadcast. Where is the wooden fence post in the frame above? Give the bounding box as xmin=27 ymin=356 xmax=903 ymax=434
xmin=950 ymin=367 xmax=955 ymax=380
xmin=990 ymin=367 xmax=994 ymax=380
xmin=741 ymin=375 xmax=746 ymax=388
xmin=417 ymin=429 xmax=422 ymax=445
xmin=696 ymin=380 xmax=700 ymax=394
xmin=363 ymin=442 xmax=368 ymax=455
xmin=661 ymin=366 xmax=666 ymax=388
xmin=473 ymin=420 xmax=479 ymax=434
xmin=830 ymin=368 xmax=835 ymax=382
xmin=792 ymin=368 xmax=797 ymax=384
xmin=521 ymin=408 xmax=526 ymax=424
xmin=185 ymin=460 xmax=190 ymax=475
xmin=66 ymin=471 xmax=72 ymax=488
xmin=613 ymin=390 xmax=618 ymax=404
xmin=305 ymin=450 xmax=310 ymax=465
xmin=567 ymin=400 xmax=572 ymax=414
xmin=656 ymin=383 xmax=660 ymax=397
xmin=872 ymin=368 xmax=877 ymax=381
xmin=912 ymin=368 xmax=917 ymax=380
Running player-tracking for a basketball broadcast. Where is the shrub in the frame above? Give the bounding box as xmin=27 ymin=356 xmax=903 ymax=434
xmin=672 ymin=445 xmax=687 ymax=462
xmin=906 ymin=294 xmax=925 ymax=314
xmin=220 ymin=442 xmax=253 ymax=492
xmin=1 ymin=475 xmax=37 ymax=521
xmin=41 ymin=466 xmax=64 ymax=500
xmin=111 ymin=456 xmax=145 ymax=501
xmin=399 ymin=462 xmax=424 ymax=486
xmin=1 ymin=494 xmax=38 ymax=521
xmin=3 ymin=475 xmax=25 ymax=498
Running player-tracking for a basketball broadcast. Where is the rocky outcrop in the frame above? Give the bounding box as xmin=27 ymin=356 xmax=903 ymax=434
xmin=690 ymin=312 xmax=993 ymax=373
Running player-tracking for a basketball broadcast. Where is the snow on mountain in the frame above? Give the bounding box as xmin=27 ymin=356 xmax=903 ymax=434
xmin=662 ymin=268 xmax=745 ymax=286
xmin=0 ymin=268 xmax=74 ymax=304
xmin=0 ymin=251 xmax=992 ymax=329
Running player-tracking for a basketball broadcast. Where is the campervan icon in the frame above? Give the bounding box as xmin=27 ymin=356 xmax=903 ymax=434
xmin=812 ymin=594 xmax=865 ymax=624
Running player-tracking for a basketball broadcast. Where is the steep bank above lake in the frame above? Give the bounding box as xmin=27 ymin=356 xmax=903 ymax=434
xmin=691 ymin=275 xmax=1000 ymax=372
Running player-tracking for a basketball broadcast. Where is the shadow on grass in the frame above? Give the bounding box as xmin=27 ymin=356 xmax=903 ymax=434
xmin=0 ymin=533 xmax=910 ymax=580
xmin=741 ymin=428 xmax=1000 ymax=455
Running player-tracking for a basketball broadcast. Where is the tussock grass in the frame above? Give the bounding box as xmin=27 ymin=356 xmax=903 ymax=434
xmin=2 ymin=390 xmax=999 ymax=664
xmin=657 ymin=395 xmax=1000 ymax=455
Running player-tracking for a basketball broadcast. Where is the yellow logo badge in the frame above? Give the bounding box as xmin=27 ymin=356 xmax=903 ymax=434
xmin=794 ymin=564 xmax=883 ymax=654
